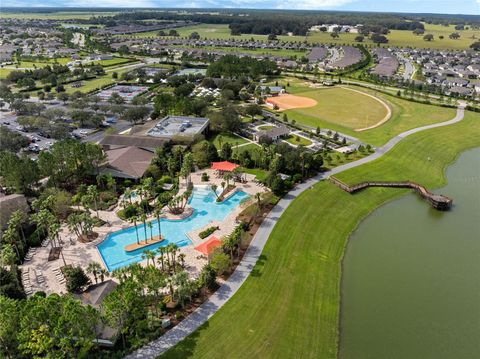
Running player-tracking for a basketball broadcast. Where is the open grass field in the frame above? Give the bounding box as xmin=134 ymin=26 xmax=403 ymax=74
xmin=284 ymin=86 xmax=389 ymax=131
xmin=185 ymin=45 xmax=308 ymax=58
xmin=63 ymin=67 xmax=132 ymax=94
xmin=161 ymin=110 xmax=480 ymax=359
xmin=126 ymin=22 xmax=477 ymax=50
xmin=119 ymin=24 xmax=307 ymax=43
xmin=281 ymin=80 xmax=457 ymax=146
xmin=91 ymin=57 xmax=136 ymax=67
xmin=307 ymin=23 xmax=479 ymax=50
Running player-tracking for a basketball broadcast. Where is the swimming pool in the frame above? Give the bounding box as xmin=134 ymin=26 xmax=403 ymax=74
xmin=97 ymin=186 xmax=249 ymax=271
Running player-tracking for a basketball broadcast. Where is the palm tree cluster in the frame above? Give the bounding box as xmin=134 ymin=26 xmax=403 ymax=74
xmin=221 ymin=223 xmax=248 ymax=270
xmin=102 ymin=258 xmax=215 ymax=350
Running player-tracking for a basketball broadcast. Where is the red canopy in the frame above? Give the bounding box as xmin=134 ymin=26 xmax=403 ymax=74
xmin=211 ymin=161 xmax=239 ymax=172
xmin=194 ymin=236 xmax=222 ymax=256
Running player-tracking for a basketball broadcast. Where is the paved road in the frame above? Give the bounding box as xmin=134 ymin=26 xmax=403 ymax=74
xmin=397 ymin=54 xmax=415 ymax=80
xmin=125 ymin=105 xmax=466 ymax=359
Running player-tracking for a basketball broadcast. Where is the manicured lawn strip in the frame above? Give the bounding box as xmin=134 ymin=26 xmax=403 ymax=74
xmin=90 ymin=57 xmax=136 ymax=67
xmin=284 ymin=134 xmax=312 ymax=146
xmin=285 ymin=87 xmax=388 ymax=130
xmin=257 ymin=125 xmax=275 ymax=130
xmin=211 ymin=133 xmax=248 ymax=148
xmin=161 ymin=111 xmax=480 ymax=359
xmin=285 ymin=84 xmax=456 ymax=147
xmin=239 ymin=167 xmax=269 ymax=182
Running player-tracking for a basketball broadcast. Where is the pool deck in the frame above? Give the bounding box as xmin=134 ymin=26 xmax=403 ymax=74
xmin=19 ymin=169 xmax=265 ymax=296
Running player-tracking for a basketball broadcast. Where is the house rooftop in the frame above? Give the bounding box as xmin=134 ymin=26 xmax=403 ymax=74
xmin=143 ymin=116 xmax=209 ymax=138
xmin=101 ymin=146 xmax=155 ymax=179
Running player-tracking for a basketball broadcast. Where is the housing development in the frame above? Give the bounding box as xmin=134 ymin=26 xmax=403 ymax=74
xmin=0 ymin=6 xmax=479 ymax=359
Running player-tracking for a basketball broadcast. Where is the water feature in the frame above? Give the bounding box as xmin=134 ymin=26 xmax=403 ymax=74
xmin=340 ymin=148 xmax=480 ymax=359
xmin=97 ymin=186 xmax=249 ymax=271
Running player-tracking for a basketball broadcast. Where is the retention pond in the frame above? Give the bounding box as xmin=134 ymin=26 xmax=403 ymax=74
xmin=340 ymin=148 xmax=480 ymax=359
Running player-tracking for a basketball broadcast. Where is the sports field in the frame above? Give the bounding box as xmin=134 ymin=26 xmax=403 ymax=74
xmin=266 ymin=94 xmax=318 ymax=111
xmin=161 ymin=110 xmax=480 ymax=359
xmin=281 ymin=81 xmax=457 ymax=146
xmin=284 ymin=87 xmax=390 ymax=130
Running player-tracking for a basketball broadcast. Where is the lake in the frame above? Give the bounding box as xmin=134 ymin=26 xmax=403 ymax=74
xmin=340 ymin=148 xmax=480 ymax=359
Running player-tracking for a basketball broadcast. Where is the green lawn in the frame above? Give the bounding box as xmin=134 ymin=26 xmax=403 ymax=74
xmin=257 ymin=125 xmax=275 ymax=130
xmin=211 ymin=133 xmax=248 ymax=149
xmin=64 ymin=68 xmax=132 ymax=94
xmin=285 ymin=86 xmax=389 ymax=131
xmin=161 ymin=110 xmax=480 ymax=359
xmin=119 ymin=24 xmax=306 ymax=43
xmin=7 ymin=57 xmax=72 ymax=69
xmin=307 ymin=23 xmax=479 ymax=50
xmin=239 ymin=167 xmax=269 ymax=182
xmin=90 ymin=57 xmax=136 ymax=67
xmin=119 ymin=22 xmax=478 ymax=50
xmin=232 ymin=143 xmax=263 ymax=162
xmin=284 ymin=82 xmax=456 ymax=147
xmin=284 ymin=134 xmax=313 ymax=146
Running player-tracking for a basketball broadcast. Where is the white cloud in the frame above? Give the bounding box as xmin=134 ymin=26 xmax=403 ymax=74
xmin=275 ymin=0 xmax=355 ymax=9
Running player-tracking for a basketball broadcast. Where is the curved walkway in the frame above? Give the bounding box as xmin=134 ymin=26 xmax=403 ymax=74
xmin=125 ymin=104 xmax=465 ymax=359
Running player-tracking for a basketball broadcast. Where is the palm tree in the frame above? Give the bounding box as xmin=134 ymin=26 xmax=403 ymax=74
xmin=255 ymin=192 xmax=262 ymax=207
xmin=98 ymin=268 xmax=109 ymax=283
xmin=143 ymin=249 xmax=156 ymax=268
xmin=222 ymin=235 xmax=236 ymax=270
xmin=124 ymin=188 xmax=133 ymax=204
xmin=211 ymin=184 xmax=219 ymax=200
xmin=140 ymin=213 xmax=148 ymax=243
xmin=170 ymin=243 xmax=179 ymax=272
xmin=223 ymin=173 xmax=233 ymax=188
xmin=147 ymin=221 xmax=153 ymax=241
xmin=178 ymin=253 xmax=186 ymax=268
xmin=156 ymin=247 xmax=165 ymax=271
xmin=87 ymin=185 xmax=100 ymax=218
xmin=153 ymin=207 xmax=162 ymax=240
xmin=129 ymin=216 xmax=140 ymax=245
xmin=87 ymin=261 xmax=101 ymax=284
xmin=8 ymin=210 xmax=26 ymax=245
xmin=2 ymin=228 xmax=21 ymax=259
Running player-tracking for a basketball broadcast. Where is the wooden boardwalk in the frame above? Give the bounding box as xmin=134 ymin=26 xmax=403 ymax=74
xmin=330 ymin=177 xmax=453 ymax=210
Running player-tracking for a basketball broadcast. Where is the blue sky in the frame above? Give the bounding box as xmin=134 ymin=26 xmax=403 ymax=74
xmin=3 ymin=0 xmax=480 ymax=15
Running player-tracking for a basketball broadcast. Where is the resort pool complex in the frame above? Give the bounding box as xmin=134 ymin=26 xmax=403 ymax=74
xmin=97 ymin=187 xmax=249 ymax=271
